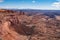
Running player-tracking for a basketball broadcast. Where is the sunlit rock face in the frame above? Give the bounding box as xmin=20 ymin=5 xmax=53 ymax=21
xmin=55 ymin=15 xmax=60 ymax=20
xmin=0 ymin=10 xmax=60 ymax=40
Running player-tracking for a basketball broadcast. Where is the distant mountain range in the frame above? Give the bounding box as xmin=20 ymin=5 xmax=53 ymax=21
xmin=18 ymin=9 xmax=60 ymax=18
xmin=0 ymin=9 xmax=60 ymax=18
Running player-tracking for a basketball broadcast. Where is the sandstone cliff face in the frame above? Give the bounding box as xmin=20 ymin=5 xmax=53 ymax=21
xmin=0 ymin=10 xmax=60 ymax=40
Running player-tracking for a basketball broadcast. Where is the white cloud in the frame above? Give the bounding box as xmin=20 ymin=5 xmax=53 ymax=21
xmin=0 ymin=0 xmax=4 ymax=2
xmin=52 ymin=2 xmax=60 ymax=8
xmin=51 ymin=0 xmax=60 ymax=9
xmin=32 ymin=0 xmax=36 ymax=3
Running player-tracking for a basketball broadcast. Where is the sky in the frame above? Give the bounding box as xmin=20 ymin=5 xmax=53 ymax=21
xmin=0 ymin=0 xmax=60 ymax=10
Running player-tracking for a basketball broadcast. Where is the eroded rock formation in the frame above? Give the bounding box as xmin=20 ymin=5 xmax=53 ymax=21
xmin=0 ymin=10 xmax=60 ymax=40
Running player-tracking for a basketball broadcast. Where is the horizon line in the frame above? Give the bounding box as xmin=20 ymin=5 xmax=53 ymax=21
xmin=0 ymin=8 xmax=60 ymax=10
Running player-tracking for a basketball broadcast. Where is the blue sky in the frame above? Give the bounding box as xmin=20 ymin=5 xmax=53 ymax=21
xmin=0 ymin=0 xmax=60 ymax=10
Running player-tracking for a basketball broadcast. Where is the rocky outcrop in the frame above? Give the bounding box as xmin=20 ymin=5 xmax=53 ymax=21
xmin=0 ymin=10 xmax=60 ymax=40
